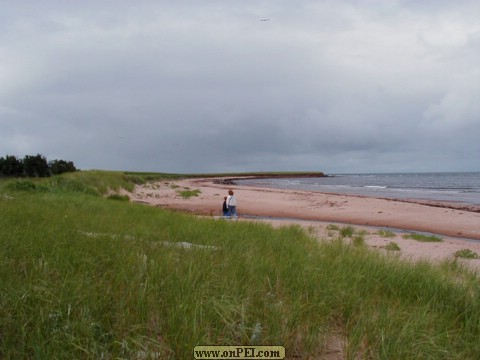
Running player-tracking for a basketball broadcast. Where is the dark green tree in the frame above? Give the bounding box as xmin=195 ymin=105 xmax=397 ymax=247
xmin=1 ymin=154 xmax=77 ymax=178
xmin=0 ymin=155 xmax=24 ymax=177
xmin=23 ymin=154 xmax=50 ymax=177
xmin=49 ymin=159 xmax=77 ymax=175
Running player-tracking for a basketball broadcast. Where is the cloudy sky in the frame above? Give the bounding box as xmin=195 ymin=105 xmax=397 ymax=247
xmin=1 ymin=1 xmax=479 ymax=174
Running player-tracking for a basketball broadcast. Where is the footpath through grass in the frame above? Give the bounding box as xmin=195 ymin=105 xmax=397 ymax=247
xmin=1 ymin=171 xmax=479 ymax=359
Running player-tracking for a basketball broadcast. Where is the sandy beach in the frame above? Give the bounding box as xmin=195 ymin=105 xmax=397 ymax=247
xmin=129 ymin=177 xmax=480 ymax=271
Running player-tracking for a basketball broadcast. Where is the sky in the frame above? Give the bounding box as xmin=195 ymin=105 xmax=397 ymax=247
xmin=1 ymin=1 xmax=479 ymax=174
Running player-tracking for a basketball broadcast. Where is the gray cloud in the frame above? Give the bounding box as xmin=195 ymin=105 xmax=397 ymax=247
xmin=1 ymin=1 xmax=479 ymax=174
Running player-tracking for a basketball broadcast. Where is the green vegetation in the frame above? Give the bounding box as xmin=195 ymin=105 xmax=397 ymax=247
xmin=377 ymin=229 xmax=396 ymax=238
xmin=403 ymin=232 xmax=443 ymax=242
xmin=0 ymin=153 xmax=77 ymax=177
xmin=107 ymin=194 xmax=130 ymax=202
xmin=124 ymin=170 xmax=325 ymax=180
xmin=1 ymin=170 xmax=480 ymax=359
xmin=352 ymin=234 xmax=366 ymax=247
xmin=177 ymin=188 xmax=201 ymax=198
xmin=455 ymin=249 xmax=479 ymax=259
xmin=384 ymin=242 xmax=401 ymax=251
xmin=339 ymin=225 xmax=355 ymax=238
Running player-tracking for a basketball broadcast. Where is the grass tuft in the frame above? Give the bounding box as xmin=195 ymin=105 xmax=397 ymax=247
xmin=339 ymin=225 xmax=355 ymax=238
xmin=177 ymin=189 xmax=201 ymax=198
xmin=378 ymin=229 xmax=396 ymax=238
xmin=403 ymin=233 xmax=443 ymax=242
xmin=326 ymin=224 xmax=340 ymax=231
xmin=383 ymin=242 xmax=401 ymax=251
xmin=352 ymin=235 xmax=365 ymax=247
xmin=454 ymin=249 xmax=479 ymax=259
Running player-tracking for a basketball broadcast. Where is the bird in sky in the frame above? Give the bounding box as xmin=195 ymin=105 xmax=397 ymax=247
xmin=259 ymin=18 xmax=270 ymax=21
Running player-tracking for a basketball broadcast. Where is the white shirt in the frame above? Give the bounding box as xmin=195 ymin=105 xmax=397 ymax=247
xmin=227 ymin=195 xmax=237 ymax=207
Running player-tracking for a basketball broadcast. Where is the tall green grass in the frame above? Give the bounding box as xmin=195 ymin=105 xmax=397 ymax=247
xmin=1 ymin=171 xmax=479 ymax=359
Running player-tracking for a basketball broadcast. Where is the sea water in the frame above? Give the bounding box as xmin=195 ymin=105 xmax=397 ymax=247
xmin=236 ymin=172 xmax=480 ymax=206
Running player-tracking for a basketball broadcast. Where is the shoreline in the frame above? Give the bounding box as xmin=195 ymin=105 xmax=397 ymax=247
xmin=230 ymin=177 xmax=480 ymax=213
xmin=129 ymin=176 xmax=480 ymax=270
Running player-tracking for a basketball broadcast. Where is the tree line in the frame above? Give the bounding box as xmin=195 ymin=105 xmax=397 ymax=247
xmin=0 ymin=154 xmax=77 ymax=178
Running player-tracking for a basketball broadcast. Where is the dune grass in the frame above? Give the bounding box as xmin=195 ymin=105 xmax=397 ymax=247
xmin=1 ymin=171 xmax=480 ymax=359
xmin=403 ymin=232 xmax=443 ymax=242
xmin=177 ymin=188 xmax=201 ymax=199
xmin=377 ymin=229 xmax=396 ymax=238
xmin=455 ymin=249 xmax=479 ymax=259
xmin=383 ymin=241 xmax=401 ymax=251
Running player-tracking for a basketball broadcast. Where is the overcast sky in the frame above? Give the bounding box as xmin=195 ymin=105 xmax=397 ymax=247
xmin=1 ymin=1 xmax=479 ymax=174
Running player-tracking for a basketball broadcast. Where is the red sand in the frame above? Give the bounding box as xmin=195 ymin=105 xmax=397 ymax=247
xmin=128 ymin=177 xmax=480 ymax=271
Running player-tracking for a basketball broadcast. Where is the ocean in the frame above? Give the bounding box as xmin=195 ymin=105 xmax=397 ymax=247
xmin=236 ymin=172 xmax=480 ymax=206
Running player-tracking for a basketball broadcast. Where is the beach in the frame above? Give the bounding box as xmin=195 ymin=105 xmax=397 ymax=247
xmin=129 ymin=176 xmax=480 ymax=270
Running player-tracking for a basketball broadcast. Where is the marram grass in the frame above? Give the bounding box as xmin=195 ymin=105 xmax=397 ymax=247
xmin=1 ymin=171 xmax=480 ymax=359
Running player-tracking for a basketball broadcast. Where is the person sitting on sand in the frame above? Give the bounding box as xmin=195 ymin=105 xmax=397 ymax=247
xmin=222 ymin=196 xmax=229 ymax=217
xmin=226 ymin=190 xmax=237 ymax=218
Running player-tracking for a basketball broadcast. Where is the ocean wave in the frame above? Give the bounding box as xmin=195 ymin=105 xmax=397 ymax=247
xmin=236 ymin=172 xmax=480 ymax=205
